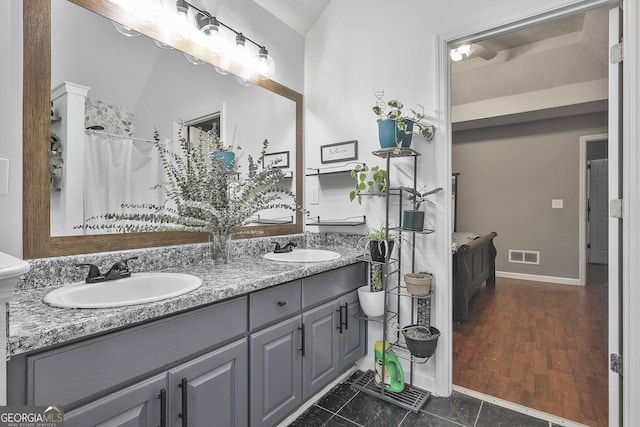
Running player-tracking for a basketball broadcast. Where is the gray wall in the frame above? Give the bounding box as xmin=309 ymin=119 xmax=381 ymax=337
xmin=452 ymin=112 xmax=607 ymax=279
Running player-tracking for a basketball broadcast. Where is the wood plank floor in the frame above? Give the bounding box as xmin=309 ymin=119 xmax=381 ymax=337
xmin=452 ymin=265 xmax=608 ymax=427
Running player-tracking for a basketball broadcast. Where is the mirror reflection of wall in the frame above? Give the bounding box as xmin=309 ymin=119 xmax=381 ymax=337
xmin=50 ymin=0 xmax=296 ymax=237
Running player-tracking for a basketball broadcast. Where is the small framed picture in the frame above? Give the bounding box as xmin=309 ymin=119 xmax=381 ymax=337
xmin=320 ymin=140 xmax=358 ymax=164
xmin=263 ymin=151 xmax=290 ymax=168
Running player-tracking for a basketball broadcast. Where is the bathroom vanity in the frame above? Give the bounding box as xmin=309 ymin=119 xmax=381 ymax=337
xmin=7 ymin=244 xmax=366 ymax=427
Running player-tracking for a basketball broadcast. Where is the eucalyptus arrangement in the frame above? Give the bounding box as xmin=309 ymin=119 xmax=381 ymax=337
xmin=81 ymin=127 xmax=298 ymax=263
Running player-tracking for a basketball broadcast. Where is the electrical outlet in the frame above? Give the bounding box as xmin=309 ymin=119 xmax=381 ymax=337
xmin=0 ymin=158 xmax=8 ymax=195
xmin=552 ymin=199 xmax=563 ymax=209
xmin=310 ymin=186 xmax=319 ymax=205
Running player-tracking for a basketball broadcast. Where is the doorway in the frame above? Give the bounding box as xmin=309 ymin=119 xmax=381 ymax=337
xmin=451 ymin=4 xmax=608 ymax=423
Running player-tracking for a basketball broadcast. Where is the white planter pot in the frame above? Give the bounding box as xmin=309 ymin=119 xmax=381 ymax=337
xmin=357 ymin=286 xmax=385 ymax=317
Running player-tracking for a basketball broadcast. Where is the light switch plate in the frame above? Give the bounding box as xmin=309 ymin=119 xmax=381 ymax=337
xmin=552 ymin=199 xmax=563 ymax=209
xmin=309 ymin=186 xmax=319 ymax=205
xmin=0 ymin=158 xmax=8 ymax=195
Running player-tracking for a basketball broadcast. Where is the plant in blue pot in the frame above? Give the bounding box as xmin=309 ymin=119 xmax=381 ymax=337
xmin=400 ymin=186 xmax=443 ymax=231
xmin=210 ymin=124 xmax=241 ymax=170
xmin=372 ymin=94 xmax=436 ymax=150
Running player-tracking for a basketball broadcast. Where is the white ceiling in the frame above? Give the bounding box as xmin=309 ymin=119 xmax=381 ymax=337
xmin=252 ymin=0 xmax=330 ymax=35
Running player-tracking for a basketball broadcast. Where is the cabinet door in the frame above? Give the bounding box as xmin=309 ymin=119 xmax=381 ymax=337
xmin=250 ymin=316 xmax=302 ymax=427
xmin=338 ymin=290 xmax=367 ymax=370
xmin=168 ymin=338 xmax=248 ymax=427
xmin=302 ymin=300 xmax=340 ymax=400
xmin=64 ymin=374 xmax=166 ymax=427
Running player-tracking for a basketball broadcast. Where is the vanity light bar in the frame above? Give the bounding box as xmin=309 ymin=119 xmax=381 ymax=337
xmin=175 ymin=0 xmax=275 ymax=79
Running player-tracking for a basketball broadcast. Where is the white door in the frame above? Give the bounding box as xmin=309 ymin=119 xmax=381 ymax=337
xmin=608 ymin=6 xmax=623 ymax=427
xmin=588 ymin=158 xmax=608 ymax=264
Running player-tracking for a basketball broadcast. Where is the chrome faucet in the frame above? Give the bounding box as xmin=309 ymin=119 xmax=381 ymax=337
xmin=271 ymin=241 xmax=297 ymax=253
xmin=75 ymin=256 xmax=138 ymax=283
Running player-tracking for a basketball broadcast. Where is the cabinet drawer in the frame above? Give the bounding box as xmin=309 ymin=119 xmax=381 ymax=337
xmin=26 ymin=296 xmax=247 ymax=407
xmin=302 ymin=263 xmax=366 ymax=308
xmin=250 ymin=280 xmax=301 ymax=329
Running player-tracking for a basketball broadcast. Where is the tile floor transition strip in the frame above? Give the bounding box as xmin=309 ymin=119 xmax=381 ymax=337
xmin=351 ymin=369 xmax=430 ymax=413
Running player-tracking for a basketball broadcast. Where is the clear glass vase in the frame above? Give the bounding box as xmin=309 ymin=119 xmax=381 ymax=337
xmin=209 ymin=230 xmax=232 ymax=264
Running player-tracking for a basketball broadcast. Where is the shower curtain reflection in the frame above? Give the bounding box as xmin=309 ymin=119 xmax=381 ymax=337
xmin=83 ymin=132 xmax=164 ymax=233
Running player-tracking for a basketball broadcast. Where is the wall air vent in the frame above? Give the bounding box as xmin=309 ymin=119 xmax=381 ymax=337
xmin=509 ymin=249 xmax=540 ymax=265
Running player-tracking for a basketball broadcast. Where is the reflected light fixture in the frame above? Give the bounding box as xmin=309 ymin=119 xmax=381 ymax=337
xmin=111 ymin=21 xmax=141 ymax=37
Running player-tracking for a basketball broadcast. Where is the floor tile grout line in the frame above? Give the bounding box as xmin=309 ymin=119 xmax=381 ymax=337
xmin=473 ymin=401 xmax=483 ymax=427
xmin=323 ymin=412 xmax=365 ymax=427
xmin=419 ymin=411 xmax=468 ymax=427
xmin=319 ymin=389 xmax=361 ymax=427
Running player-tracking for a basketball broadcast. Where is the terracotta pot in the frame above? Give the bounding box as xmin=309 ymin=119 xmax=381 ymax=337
xmin=404 ymin=272 xmax=432 ymax=295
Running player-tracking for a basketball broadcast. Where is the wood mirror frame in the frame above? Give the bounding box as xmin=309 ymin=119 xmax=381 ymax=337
xmin=23 ymin=0 xmax=303 ymax=259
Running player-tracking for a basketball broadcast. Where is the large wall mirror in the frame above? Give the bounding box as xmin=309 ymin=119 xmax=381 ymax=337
xmin=23 ymin=0 xmax=303 ymax=259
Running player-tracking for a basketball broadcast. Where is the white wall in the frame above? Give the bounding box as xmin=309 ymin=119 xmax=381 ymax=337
xmin=0 ymin=2 xmax=23 ymax=258
xmin=304 ymin=0 xmax=613 ymax=397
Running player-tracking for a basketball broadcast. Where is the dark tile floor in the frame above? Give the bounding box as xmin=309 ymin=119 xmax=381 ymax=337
xmin=289 ymin=371 xmax=561 ymax=427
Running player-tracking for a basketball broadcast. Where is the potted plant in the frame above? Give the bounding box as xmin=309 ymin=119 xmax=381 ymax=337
xmin=358 ymin=225 xmax=400 ymax=262
xmin=50 ymin=131 xmax=63 ymax=189
xmin=400 ymin=186 xmax=443 ymax=231
xmin=401 ymin=325 xmax=440 ymax=359
xmin=349 ymin=164 xmax=387 ymax=204
xmin=404 ymin=272 xmax=432 ymax=295
xmin=357 ymin=264 xmax=385 ymax=317
xmin=210 ymin=124 xmax=241 ymax=170
xmin=373 ymin=95 xmax=436 ymax=149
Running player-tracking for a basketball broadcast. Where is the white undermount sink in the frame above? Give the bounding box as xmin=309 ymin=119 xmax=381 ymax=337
xmin=43 ymin=272 xmax=203 ymax=309
xmin=263 ymin=249 xmax=342 ymax=263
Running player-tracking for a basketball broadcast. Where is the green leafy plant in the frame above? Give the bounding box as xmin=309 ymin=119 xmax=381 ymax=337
xmin=357 ymin=225 xmax=403 ymax=259
xmin=50 ymin=131 xmax=63 ymax=183
xmin=400 ymin=186 xmax=443 ymax=210
xmin=371 ymin=264 xmax=383 ymax=292
xmin=349 ymin=164 xmax=387 ymax=204
xmin=80 ymin=127 xmax=298 ymax=235
xmin=372 ymin=96 xmax=436 ymax=142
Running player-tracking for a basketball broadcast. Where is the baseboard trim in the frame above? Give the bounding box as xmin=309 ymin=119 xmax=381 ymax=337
xmin=496 ymin=270 xmax=583 ymax=286
xmin=452 ymin=385 xmax=590 ymax=427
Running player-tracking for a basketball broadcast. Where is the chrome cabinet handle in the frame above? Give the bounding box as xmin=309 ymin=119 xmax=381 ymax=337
xmin=178 ymin=378 xmax=188 ymax=427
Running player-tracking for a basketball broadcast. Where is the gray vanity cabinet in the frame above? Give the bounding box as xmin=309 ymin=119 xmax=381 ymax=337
xmin=168 ymin=338 xmax=248 ymax=427
xmin=338 ymin=290 xmax=366 ymax=370
xmin=63 ymin=374 xmax=166 ymax=427
xmin=250 ymin=263 xmax=367 ymax=427
xmin=250 ymin=316 xmax=303 ymax=427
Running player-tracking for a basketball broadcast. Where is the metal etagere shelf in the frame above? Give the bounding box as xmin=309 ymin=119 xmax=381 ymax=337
xmin=352 ymin=146 xmax=435 ymax=413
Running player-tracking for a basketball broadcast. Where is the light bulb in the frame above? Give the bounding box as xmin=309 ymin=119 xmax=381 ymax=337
xmin=254 ymin=47 xmax=275 ymax=79
xmin=450 ymin=44 xmax=472 ymax=62
xmin=233 ymin=33 xmax=251 ymax=66
xmin=197 ymin=12 xmax=221 ymax=53
xmin=176 ymin=0 xmax=188 ymax=23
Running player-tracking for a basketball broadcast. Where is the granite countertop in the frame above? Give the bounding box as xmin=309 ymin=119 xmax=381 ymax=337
xmin=8 ymin=244 xmax=363 ymax=357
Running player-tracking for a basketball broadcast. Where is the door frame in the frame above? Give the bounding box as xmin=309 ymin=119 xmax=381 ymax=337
xmin=579 ymin=133 xmax=608 ymax=285
xmin=436 ymin=0 xmax=639 ymax=424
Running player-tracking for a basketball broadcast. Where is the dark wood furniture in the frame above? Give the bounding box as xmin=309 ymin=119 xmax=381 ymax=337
xmin=453 ymin=232 xmax=497 ymax=323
